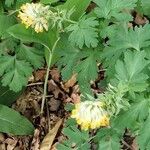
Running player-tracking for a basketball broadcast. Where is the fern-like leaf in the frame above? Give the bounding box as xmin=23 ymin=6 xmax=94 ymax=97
xmin=66 ymin=17 xmax=99 ymax=48
xmin=0 ymin=55 xmax=32 ymax=92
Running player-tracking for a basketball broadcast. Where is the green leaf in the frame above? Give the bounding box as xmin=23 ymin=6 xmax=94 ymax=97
xmin=102 ymin=24 xmax=150 ymax=67
xmin=56 ymin=34 xmax=81 ymax=80
xmin=15 ymin=0 xmax=32 ymax=8
xmin=66 ymin=17 xmax=99 ymax=48
xmin=0 ymin=1 xmax=4 ymax=13
xmin=0 ymin=38 xmax=17 ymax=56
xmin=138 ymin=114 xmax=150 ymax=150
xmin=0 ymin=83 xmax=24 ymax=106
xmin=94 ymin=0 xmax=137 ymax=20
xmin=8 ymin=24 xmax=58 ymax=49
xmin=140 ymin=0 xmax=150 ymax=16
xmin=98 ymin=136 xmax=120 ymax=150
xmin=113 ymin=97 xmax=150 ymax=130
xmin=102 ymin=24 xmax=150 ymax=80
xmin=95 ymin=128 xmax=121 ymax=150
xmin=5 ymin=0 xmax=15 ymax=7
xmin=17 ymin=43 xmax=44 ymax=69
xmin=109 ymin=25 xmax=150 ymax=51
xmin=113 ymin=50 xmax=149 ymax=94
xmin=56 ymin=34 xmax=101 ymax=95
xmin=40 ymin=0 xmax=58 ymax=4
xmin=0 ymin=15 xmax=16 ymax=38
xmin=75 ymin=49 xmax=101 ymax=95
xmin=57 ymin=125 xmax=90 ymax=150
xmin=0 ymin=104 xmax=34 ymax=135
xmin=59 ymin=0 xmax=91 ymax=20
xmin=0 ymin=55 xmax=33 ymax=92
xmin=57 ymin=144 xmax=70 ymax=150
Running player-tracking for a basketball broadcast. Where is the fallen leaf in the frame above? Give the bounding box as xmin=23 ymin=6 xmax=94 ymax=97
xmin=0 ymin=144 xmax=6 ymax=150
xmin=71 ymin=93 xmax=80 ymax=104
xmin=64 ymin=74 xmax=77 ymax=90
xmin=50 ymin=69 xmax=60 ymax=82
xmin=134 ymin=13 xmax=148 ymax=25
xmin=40 ymin=119 xmax=63 ymax=150
xmin=48 ymin=80 xmax=64 ymax=99
xmin=131 ymin=138 xmax=139 ymax=150
xmin=28 ymin=75 xmax=35 ymax=83
xmin=34 ymin=70 xmax=46 ymax=81
xmin=31 ymin=129 xmax=40 ymax=150
xmin=0 ymin=133 xmax=5 ymax=142
xmin=48 ymin=98 xmax=61 ymax=111
xmin=4 ymin=138 xmax=18 ymax=150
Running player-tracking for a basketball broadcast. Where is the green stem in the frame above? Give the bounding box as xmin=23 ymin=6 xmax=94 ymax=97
xmin=64 ymin=19 xmax=77 ymax=24
xmin=41 ymin=37 xmax=60 ymax=114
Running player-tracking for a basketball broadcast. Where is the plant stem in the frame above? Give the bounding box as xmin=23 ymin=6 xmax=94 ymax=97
xmin=41 ymin=37 xmax=60 ymax=114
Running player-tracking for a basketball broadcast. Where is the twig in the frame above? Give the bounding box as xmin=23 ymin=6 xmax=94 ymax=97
xmin=121 ymin=139 xmax=133 ymax=150
xmin=27 ymin=82 xmax=44 ymax=87
xmin=46 ymin=99 xmax=51 ymax=131
xmin=40 ymin=37 xmax=60 ymax=114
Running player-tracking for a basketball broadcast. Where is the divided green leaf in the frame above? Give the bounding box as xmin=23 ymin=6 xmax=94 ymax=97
xmin=140 ymin=0 xmax=150 ymax=16
xmin=113 ymin=97 xmax=150 ymax=130
xmin=103 ymin=24 xmax=150 ymax=68
xmin=113 ymin=51 xmax=149 ymax=94
xmin=17 ymin=43 xmax=44 ymax=69
xmin=57 ymin=125 xmax=90 ymax=150
xmin=66 ymin=17 xmax=99 ymax=48
xmin=0 ymin=38 xmax=17 ymax=56
xmin=95 ymin=128 xmax=122 ymax=150
xmin=56 ymin=34 xmax=101 ymax=94
xmin=0 ymin=15 xmax=16 ymax=38
xmin=94 ymin=0 xmax=137 ymax=21
xmin=138 ymin=114 xmax=150 ymax=150
xmin=0 ymin=55 xmax=33 ymax=92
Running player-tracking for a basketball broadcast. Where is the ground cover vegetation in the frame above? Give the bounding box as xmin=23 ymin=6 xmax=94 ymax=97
xmin=0 ymin=0 xmax=150 ymax=149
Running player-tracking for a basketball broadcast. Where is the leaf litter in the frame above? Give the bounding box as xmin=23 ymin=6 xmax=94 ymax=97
xmin=1 ymin=67 xmax=81 ymax=150
xmin=0 ymin=64 xmax=140 ymax=150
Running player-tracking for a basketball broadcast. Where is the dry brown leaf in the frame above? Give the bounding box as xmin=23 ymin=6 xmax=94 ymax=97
xmin=71 ymin=93 xmax=80 ymax=104
xmin=0 ymin=144 xmax=6 ymax=150
xmin=40 ymin=119 xmax=63 ymax=150
xmin=134 ymin=13 xmax=148 ymax=25
xmin=0 ymin=133 xmax=5 ymax=150
xmin=50 ymin=69 xmax=60 ymax=82
xmin=48 ymin=98 xmax=61 ymax=111
xmin=28 ymin=75 xmax=35 ymax=82
xmin=64 ymin=74 xmax=77 ymax=90
xmin=31 ymin=129 xmax=40 ymax=150
xmin=34 ymin=70 xmax=46 ymax=81
xmin=128 ymin=23 xmax=133 ymax=28
xmin=4 ymin=138 xmax=18 ymax=150
xmin=48 ymin=80 xmax=64 ymax=98
xmin=131 ymin=139 xmax=139 ymax=150
xmin=0 ymin=133 xmax=5 ymax=142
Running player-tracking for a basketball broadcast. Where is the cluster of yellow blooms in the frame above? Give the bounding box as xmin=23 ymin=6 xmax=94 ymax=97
xmin=71 ymin=101 xmax=110 ymax=130
xmin=18 ymin=3 xmax=51 ymax=33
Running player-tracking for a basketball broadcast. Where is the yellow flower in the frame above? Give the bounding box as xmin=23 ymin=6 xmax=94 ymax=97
xmin=18 ymin=3 xmax=51 ymax=33
xmin=71 ymin=101 xmax=109 ymax=130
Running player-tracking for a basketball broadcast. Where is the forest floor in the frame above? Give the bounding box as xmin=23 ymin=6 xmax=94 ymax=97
xmin=0 ymin=67 xmax=138 ymax=150
xmin=0 ymin=8 xmax=148 ymax=150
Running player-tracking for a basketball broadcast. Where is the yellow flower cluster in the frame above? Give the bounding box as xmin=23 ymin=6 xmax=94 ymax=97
xmin=71 ymin=101 xmax=109 ymax=130
xmin=18 ymin=3 xmax=51 ymax=33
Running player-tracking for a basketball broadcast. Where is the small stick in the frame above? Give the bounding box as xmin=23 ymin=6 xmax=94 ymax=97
xmin=121 ymin=139 xmax=133 ymax=150
xmin=27 ymin=82 xmax=44 ymax=87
